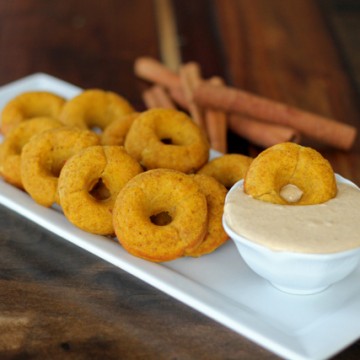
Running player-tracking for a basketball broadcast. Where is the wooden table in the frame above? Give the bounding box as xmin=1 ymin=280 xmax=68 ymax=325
xmin=0 ymin=1 xmax=359 ymax=359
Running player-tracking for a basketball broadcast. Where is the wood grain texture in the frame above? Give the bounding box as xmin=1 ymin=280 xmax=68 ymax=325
xmin=213 ymin=1 xmax=360 ymax=170
xmin=0 ymin=204 xmax=277 ymax=359
xmin=0 ymin=0 xmax=159 ymax=108
xmin=154 ymin=0 xmax=182 ymax=71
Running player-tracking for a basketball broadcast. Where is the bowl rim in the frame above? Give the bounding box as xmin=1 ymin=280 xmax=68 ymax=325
xmin=223 ymin=173 xmax=360 ymax=259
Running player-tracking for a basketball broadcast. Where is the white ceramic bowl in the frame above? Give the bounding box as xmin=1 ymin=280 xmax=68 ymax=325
xmin=223 ymin=175 xmax=360 ymax=295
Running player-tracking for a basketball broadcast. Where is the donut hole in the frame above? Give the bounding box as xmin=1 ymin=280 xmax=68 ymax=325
xmin=49 ymin=159 xmax=67 ymax=178
xmin=150 ymin=211 xmax=172 ymax=226
xmin=156 ymin=127 xmax=183 ymax=146
xmin=280 ymin=184 xmax=303 ymax=203
xmin=89 ymin=178 xmax=111 ymax=201
xmin=50 ymin=164 xmax=63 ymax=177
xmin=160 ymin=137 xmax=173 ymax=145
xmin=90 ymin=126 xmax=103 ymax=134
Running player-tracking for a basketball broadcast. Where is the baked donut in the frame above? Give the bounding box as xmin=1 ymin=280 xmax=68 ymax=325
xmin=58 ymin=145 xmax=143 ymax=235
xmin=113 ymin=169 xmax=208 ymax=262
xmin=21 ymin=126 xmax=100 ymax=207
xmin=198 ymin=153 xmax=253 ymax=189
xmin=186 ymin=174 xmax=228 ymax=257
xmin=0 ymin=117 xmax=63 ymax=189
xmin=1 ymin=91 xmax=65 ymax=135
xmin=60 ymin=89 xmax=134 ymax=132
xmin=244 ymin=142 xmax=337 ymax=205
xmin=101 ymin=112 xmax=139 ymax=146
xmin=124 ymin=109 xmax=209 ymax=173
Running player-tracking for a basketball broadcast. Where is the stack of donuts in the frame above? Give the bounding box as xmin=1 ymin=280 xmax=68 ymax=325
xmin=0 ymin=89 xmax=255 ymax=262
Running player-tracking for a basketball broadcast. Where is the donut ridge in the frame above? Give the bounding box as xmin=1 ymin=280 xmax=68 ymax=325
xmin=124 ymin=109 xmax=209 ymax=173
xmin=0 ymin=117 xmax=63 ymax=188
xmin=60 ymin=89 xmax=134 ymax=132
xmin=198 ymin=153 xmax=253 ymax=189
xmin=244 ymin=142 xmax=337 ymax=205
xmin=1 ymin=91 xmax=65 ymax=135
xmin=21 ymin=126 xmax=100 ymax=207
xmin=101 ymin=112 xmax=139 ymax=146
xmin=187 ymin=174 xmax=228 ymax=257
xmin=113 ymin=168 xmax=208 ymax=262
xmin=58 ymin=145 xmax=143 ymax=235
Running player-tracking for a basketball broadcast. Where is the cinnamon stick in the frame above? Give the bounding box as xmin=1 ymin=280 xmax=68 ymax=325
xmin=151 ymin=85 xmax=176 ymax=109
xmin=205 ymin=77 xmax=228 ymax=153
xmin=142 ymin=85 xmax=176 ymax=109
xmin=179 ymin=62 xmax=205 ymax=130
xmin=169 ymin=80 xmax=299 ymax=149
xmin=134 ymin=57 xmax=311 ymax=148
xmin=142 ymin=88 xmax=158 ymax=109
xmin=194 ymin=83 xmax=357 ymax=150
xmin=134 ymin=57 xmax=180 ymax=89
xmin=168 ymin=86 xmax=188 ymax=109
xmin=229 ymin=114 xmax=301 ymax=148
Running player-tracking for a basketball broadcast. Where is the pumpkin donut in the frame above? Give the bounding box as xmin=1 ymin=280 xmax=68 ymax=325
xmin=101 ymin=112 xmax=139 ymax=146
xmin=0 ymin=117 xmax=63 ymax=189
xmin=113 ymin=169 xmax=208 ymax=262
xmin=186 ymin=174 xmax=228 ymax=257
xmin=1 ymin=91 xmax=65 ymax=135
xmin=21 ymin=127 xmax=100 ymax=207
xmin=124 ymin=109 xmax=209 ymax=173
xmin=197 ymin=153 xmax=253 ymax=189
xmin=58 ymin=145 xmax=143 ymax=235
xmin=244 ymin=142 xmax=337 ymax=205
xmin=60 ymin=89 xmax=134 ymax=132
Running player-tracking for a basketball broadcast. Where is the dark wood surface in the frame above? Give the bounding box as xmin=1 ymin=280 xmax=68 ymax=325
xmin=0 ymin=1 xmax=360 ymax=359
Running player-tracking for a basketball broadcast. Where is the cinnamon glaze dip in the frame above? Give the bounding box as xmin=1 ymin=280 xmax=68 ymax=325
xmin=224 ymin=179 xmax=360 ymax=254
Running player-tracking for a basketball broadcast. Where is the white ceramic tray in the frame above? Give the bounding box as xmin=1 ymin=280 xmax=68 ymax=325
xmin=1 ymin=73 xmax=360 ymax=360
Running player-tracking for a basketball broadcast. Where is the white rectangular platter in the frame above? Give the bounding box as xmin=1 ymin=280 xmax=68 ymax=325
xmin=1 ymin=73 xmax=360 ymax=360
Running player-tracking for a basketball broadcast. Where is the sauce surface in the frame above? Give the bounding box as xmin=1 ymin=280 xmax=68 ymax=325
xmin=224 ymin=182 xmax=360 ymax=253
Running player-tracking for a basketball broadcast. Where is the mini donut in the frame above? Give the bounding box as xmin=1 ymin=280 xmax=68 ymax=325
xmin=244 ymin=142 xmax=337 ymax=205
xmin=0 ymin=117 xmax=63 ymax=189
xmin=58 ymin=145 xmax=143 ymax=235
xmin=101 ymin=112 xmax=139 ymax=146
xmin=124 ymin=109 xmax=210 ymax=173
xmin=113 ymin=169 xmax=208 ymax=262
xmin=186 ymin=174 xmax=228 ymax=257
xmin=1 ymin=91 xmax=66 ymax=135
xmin=60 ymin=89 xmax=134 ymax=132
xmin=21 ymin=126 xmax=100 ymax=207
xmin=197 ymin=153 xmax=253 ymax=189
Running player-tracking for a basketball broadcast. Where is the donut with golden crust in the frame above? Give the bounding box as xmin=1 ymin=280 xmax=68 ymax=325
xmin=197 ymin=153 xmax=253 ymax=189
xmin=244 ymin=142 xmax=337 ymax=205
xmin=186 ymin=174 xmax=228 ymax=257
xmin=21 ymin=126 xmax=100 ymax=207
xmin=0 ymin=117 xmax=63 ymax=189
xmin=113 ymin=169 xmax=208 ymax=262
xmin=58 ymin=145 xmax=143 ymax=235
xmin=60 ymin=89 xmax=134 ymax=132
xmin=124 ymin=109 xmax=209 ymax=173
xmin=101 ymin=112 xmax=139 ymax=146
xmin=1 ymin=91 xmax=66 ymax=135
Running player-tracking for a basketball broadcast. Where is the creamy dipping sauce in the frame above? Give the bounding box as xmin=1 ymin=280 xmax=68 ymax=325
xmin=224 ymin=182 xmax=360 ymax=254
